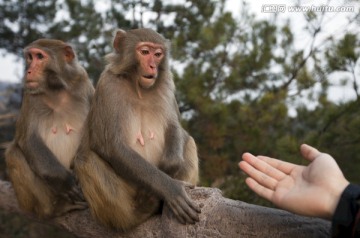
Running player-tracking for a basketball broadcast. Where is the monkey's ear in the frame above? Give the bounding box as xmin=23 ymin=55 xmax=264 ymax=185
xmin=64 ymin=45 xmax=75 ymax=63
xmin=113 ymin=29 xmax=127 ymax=53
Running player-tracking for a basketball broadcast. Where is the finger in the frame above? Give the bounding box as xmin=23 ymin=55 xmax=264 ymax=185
xmin=169 ymin=202 xmax=187 ymax=224
xmin=245 ymin=177 xmax=275 ymax=201
xmin=69 ymin=188 xmax=83 ymax=201
xmin=185 ymin=195 xmax=201 ymax=215
xmin=257 ymin=156 xmax=295 ymax=175
xmin=181 ymin=183 xmax=201 ymax=213
xmin=173 ymin=192 xmax=200 ymax=224
xmin=181 ymin=208 xmax=197 ymax=224
xmin=174 ymin=189 xmax=200 ymax=222
xmin=239 ymin=160 xmax=279 ymax=190
xmin=241 ymin=152 xmax=257 ymax=163
xmin=241 ymin=153 xmax=287 ymax=181
xmin=73 ymin=200 xmax=88 ymax=208
xmin=182 ymin=199 xmax=200 ymax=223
xmin=300 ymin=144 xmax=321 ymax=162
xmin=184 ymin=205 xmax=200 ymax=224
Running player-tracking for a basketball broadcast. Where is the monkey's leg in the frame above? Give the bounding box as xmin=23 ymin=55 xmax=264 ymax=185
xmin=75 ymin=151 xmax=158 ymax=231
xmin=5 ymin=144 xmax=55 ymax=218
xmin=174 ymin=136 xmax=199 ymax=185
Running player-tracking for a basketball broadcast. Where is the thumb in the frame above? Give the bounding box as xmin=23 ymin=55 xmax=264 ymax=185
xmin=300 ymin=144 xmax=321 ymax=162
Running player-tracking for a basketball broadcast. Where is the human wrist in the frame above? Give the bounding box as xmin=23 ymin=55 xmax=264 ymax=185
xmin=324 ymin=179 xmax=350 ymax=220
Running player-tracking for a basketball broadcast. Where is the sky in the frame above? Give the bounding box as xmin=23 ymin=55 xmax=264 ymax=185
xmin=0 ymin=0 xmax=359 ymax=104
xmin=0 ymin=50 xmax=23 ymax=83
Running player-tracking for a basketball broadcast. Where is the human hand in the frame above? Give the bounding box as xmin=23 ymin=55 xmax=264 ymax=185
xmin=239 ymin=144 xmax=349 ymax=220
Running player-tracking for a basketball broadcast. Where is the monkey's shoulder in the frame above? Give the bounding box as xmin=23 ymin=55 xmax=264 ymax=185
xmin=96 ymin=73 xmax=129 ymax=95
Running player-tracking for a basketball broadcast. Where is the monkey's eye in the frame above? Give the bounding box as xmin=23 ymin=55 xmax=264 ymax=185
xmin=140 ymin=49 xmax=150 ymax=55
xmin=154 ymin=52 xmax=163 ymax=58
xmin=36 ymin=53 xmax=44 ymax=60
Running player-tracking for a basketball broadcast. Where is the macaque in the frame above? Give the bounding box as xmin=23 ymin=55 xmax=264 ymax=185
xmin=74 ymin=28 xmax=200 ymax=231
xmin=5 ymin=39 xmax=94 ymax=218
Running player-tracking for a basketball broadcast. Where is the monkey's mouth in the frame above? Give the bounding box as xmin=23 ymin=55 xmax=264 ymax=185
xmin=26 ymin=80 xmax=39 ymax=89
xmin=143 ymin=75 xmax=154 ymax=79
xmin=140 ymin=75 xmax=156 ymax=88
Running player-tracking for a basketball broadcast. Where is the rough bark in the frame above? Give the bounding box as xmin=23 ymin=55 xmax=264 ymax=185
xmin=0 ymin=180 xmax=331 ymax=238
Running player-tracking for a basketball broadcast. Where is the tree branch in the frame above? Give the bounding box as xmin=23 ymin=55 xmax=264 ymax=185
xmin=0 ymin=180 xmax=331 ymax=237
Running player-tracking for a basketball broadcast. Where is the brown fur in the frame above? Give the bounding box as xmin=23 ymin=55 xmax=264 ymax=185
xmin=74 ymin=28 xmax=199 ymax=231
xmin=5 ymin=39 xmax=94 ymax=218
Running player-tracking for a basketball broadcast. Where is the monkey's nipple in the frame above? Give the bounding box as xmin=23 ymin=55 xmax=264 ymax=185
xmin=136 ymin=131 xmax=145 ymax=146
xmin=51 ymin=127 xmax=57 ymax=134
xmin=149 ymin=130 xmax=155 ymax=140
xmin=65 ymin=124 xmax=75 ymax=134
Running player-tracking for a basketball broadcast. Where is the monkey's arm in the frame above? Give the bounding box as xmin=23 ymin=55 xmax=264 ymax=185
xmin=159 ymin=123 xmax=186 ymax=176
xmin=93 ymin=139 xmax=200 ymax=224
xmin=21 ymin=132 xmax=82 ymax=201
xmin=158 ymin=97 xmax=187 ymax=174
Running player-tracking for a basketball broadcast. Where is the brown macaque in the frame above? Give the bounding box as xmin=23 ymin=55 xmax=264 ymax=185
xmin=5 ymin=39 xmax=94 ymax=218
xmin=74 ymin=28 xmax=200 ymax=231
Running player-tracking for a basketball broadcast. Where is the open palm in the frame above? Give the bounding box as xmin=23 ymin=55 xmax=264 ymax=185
xmin=239 ymin=144 xmax=349 ymax=220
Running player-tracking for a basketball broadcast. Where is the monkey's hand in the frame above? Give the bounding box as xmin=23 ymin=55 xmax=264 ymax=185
xmin=50 ymin=173 xmax=86 ymax=205
xmin=163 ymin=180 xmax=201 ymax=224
xmin=62 ymin=176 xmax=86 ymax=204
xmin=63 ymin=181 xmax=87 ymax=204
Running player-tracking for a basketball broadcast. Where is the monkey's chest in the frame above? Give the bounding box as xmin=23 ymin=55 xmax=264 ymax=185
xmin=40 ymin=120 xmax=83 ymax=170
xmin=128 ymin=111 xmax=166 ymax=165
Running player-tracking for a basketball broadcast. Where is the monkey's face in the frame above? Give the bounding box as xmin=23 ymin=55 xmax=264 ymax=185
xmin=136 ymin=42 xmax=164 ymax=89
xmin=24 ymin=47 xmax=49 ymax=94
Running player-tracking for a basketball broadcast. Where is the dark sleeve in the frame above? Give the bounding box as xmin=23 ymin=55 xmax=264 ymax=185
xmin=332 ymin=184 xmax=360 ymax=238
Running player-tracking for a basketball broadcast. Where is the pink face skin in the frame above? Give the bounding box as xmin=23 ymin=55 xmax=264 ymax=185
xmin=136 ymin=42 xmax=164 ymax=88
xmin=24 ymin=48 xmax=49 ymax=90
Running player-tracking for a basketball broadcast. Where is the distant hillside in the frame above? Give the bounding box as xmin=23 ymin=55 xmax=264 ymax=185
xmin=0 ymin=82 xmax=22 ymax=114
xmin=0 ymin=82 xmax=21 ymax=174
